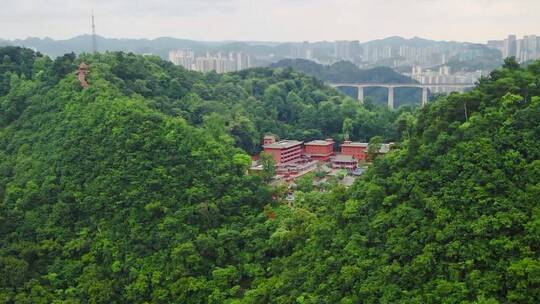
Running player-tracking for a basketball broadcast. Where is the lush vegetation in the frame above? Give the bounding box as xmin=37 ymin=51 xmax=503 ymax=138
xmin=80 ymin=52 xmax=412 ymax=154
xmin=1 ymin=48 xmax=412 ymax=157
xmin=0 ymin=47 xmax=276 ymax=303
xmin=243 ymin=58 xmax=540 ymax=303
xmin=1 ymin=47 xmax=539 ymax=303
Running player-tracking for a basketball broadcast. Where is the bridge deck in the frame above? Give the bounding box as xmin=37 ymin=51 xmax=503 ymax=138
xmin=330 ymin=82 xmax=475 ymax=88
xmin=329 ymin=82 xmax=475 ymax=109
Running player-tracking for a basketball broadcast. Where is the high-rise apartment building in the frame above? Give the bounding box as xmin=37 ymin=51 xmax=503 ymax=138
xmin=334 ymin=40 xmax=350 ymax=61
xmin=169 ymin=49 xmax=195 ymax=70
xmin=334 ymin=40 xmax=360 ymax=62
xmin=522 ymin=35 xmax=539 ymax=61
xmin=487 ymin=34 xmax=540 ymax=61
xmin=170 ymin=50 xmax=252 ymax=73
xmin=503 ymin=35 xmax=517 ymax=58
xmin=195 ymin=56 xmax=215 ymax=73
xmin=290 ymin=41 xmax=312 ymax=60
xmin=230 ymin=52 xmax=251 ymax=70
xmin=491 ymin=34 xmax=540 ymax=62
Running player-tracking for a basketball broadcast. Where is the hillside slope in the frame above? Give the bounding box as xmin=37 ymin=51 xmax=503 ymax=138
xmin=0 ymin=49 xmax=275 ymax=303
xmin=245 ymin=58 xmax=540 ymax=303
xmin=1 ymin=47 xmax=539 ymax=303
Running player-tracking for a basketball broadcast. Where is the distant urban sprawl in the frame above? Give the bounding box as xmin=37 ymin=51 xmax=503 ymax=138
xmin=169 ymin=49 xmax=252 ymax=73
xmin=168 ymin=34 xmax=539 ymax=91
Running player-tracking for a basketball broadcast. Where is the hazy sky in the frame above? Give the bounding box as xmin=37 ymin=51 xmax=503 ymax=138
xmin=1 ymin=0 xmax=539 ymax=42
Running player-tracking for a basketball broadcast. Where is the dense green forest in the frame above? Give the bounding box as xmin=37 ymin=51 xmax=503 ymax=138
xmin=244 ymin=58 xmax=540 ymax=303
xmin=1 ymin=47 xmax=412 ymax=156
xmin=1 ymin=46 xmax=540 ymax=303
xmin=271 ymin=59 xmax=425 ymax=108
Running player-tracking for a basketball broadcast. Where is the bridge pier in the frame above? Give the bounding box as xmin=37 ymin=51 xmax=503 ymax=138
xmin=330 ymin=83 xmax=474 ymax=109
xmin=422 ymin=87 xmax=428 ymax=106
xmin=357 ymin=86 xmax=364 ymax=103
xmin=387 ymin=86 xmax=394 ymax=110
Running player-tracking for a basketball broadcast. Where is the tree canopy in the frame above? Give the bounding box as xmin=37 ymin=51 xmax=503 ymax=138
xmin=1 ymin=47 xmax=539 ymax=303
xmin=242 ymin=58 xmax=540 ymax=303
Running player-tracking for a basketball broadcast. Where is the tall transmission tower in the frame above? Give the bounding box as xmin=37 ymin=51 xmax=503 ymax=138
xmin=91 ymin=10 xmax=97 ymax=53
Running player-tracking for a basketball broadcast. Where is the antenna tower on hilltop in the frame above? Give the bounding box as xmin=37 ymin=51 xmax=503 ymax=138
xmin=91 ymin=10 xmax=97 ymax=53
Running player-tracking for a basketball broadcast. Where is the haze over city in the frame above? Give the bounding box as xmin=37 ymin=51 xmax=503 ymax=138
xmin=2 ymin=0 xmax=539 ymax=42
xmin=2 ymin=0 xmax=540 ymax=303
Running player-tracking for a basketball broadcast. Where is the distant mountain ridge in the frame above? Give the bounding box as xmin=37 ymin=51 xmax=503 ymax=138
xmin=0 ymin=35 xmax=480 ymax=59
xmin=0 ymin=35 xmax=303 ymax=58
xmin=0 ymin=35 xmax=224 ymax=58
xmin=363 ymin=35 xmax=463 ymax=48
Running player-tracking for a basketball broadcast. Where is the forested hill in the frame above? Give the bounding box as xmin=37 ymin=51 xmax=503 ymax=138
xmin=247 ymin=58 xmax=540 ymax=302
xmin=271 ymin=59 xmax=416 ymax=83
xmin=0 ymin=47 xmax=410 ymax=154
xmin=0 ymin=46 xmax=276 ymax=303
xmin=1 ymin=45 xmax=540 ymax=303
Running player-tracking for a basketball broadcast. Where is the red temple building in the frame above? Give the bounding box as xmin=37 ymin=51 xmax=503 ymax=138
xmin=304 ymin=139 xmax=334 ymax=161
xmin=341 ymin=141 xmax=394 ymax=161
xmin=263 ymin=139 xmax=304 ymax=164
xmin=252 ymin=136 xmax=393 ymax=183
xmin=340 ymin=141 xmax=369 ymax=160
xmin=330 ymin=154 xmax=358 ymax=170
xmin=275 ymin=157 xmax=319 ymax=181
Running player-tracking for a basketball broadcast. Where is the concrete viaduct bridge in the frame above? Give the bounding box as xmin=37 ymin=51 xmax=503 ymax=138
xmin=329 ymin=83 xmax=475 ymax=109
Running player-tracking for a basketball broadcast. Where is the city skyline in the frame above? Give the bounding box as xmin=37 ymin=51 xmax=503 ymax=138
xmin=169 ymin=49 xmax=252 ymax=73
xmin=1 ymin=0 xmax=539 ymax=43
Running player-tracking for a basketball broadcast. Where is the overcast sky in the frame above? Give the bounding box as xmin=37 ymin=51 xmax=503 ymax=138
xmin=1 ymin=0 xmax=539 ymax=42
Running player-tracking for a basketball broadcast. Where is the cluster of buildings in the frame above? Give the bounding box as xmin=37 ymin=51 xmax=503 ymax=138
xmin=166 ymin=34 xmax=539 ymax=77
xmin=288 ymin=34 xmax=540 ymax=71
xmin=287 ymin=40 xmax=496 ymax=69
xmin=290 ymin=40 xmax=450 ymax=67
xmin=253 ymin=135 xmax=392 ymax=182
xmin=393 ymin=45 xmax=449 ymax=67
xmin=169 ymin=49 xmax=252 ymax=73
xmin=408 ymin=65 xmax=486 ymax=94
xmin=290 ymin=41 xmax=314 ymax=60
xmin=168 ymin=34 xmax=539 ymax=76
xmin=288 ymin=41 xmax=362 ymax=62
xmin=334 ymin=40 xmax=362 ymax=62
xmin=362 ymin=44 xmax=458 ymax=67
xmin=487 ymin=34 xmax=540 ymax=63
